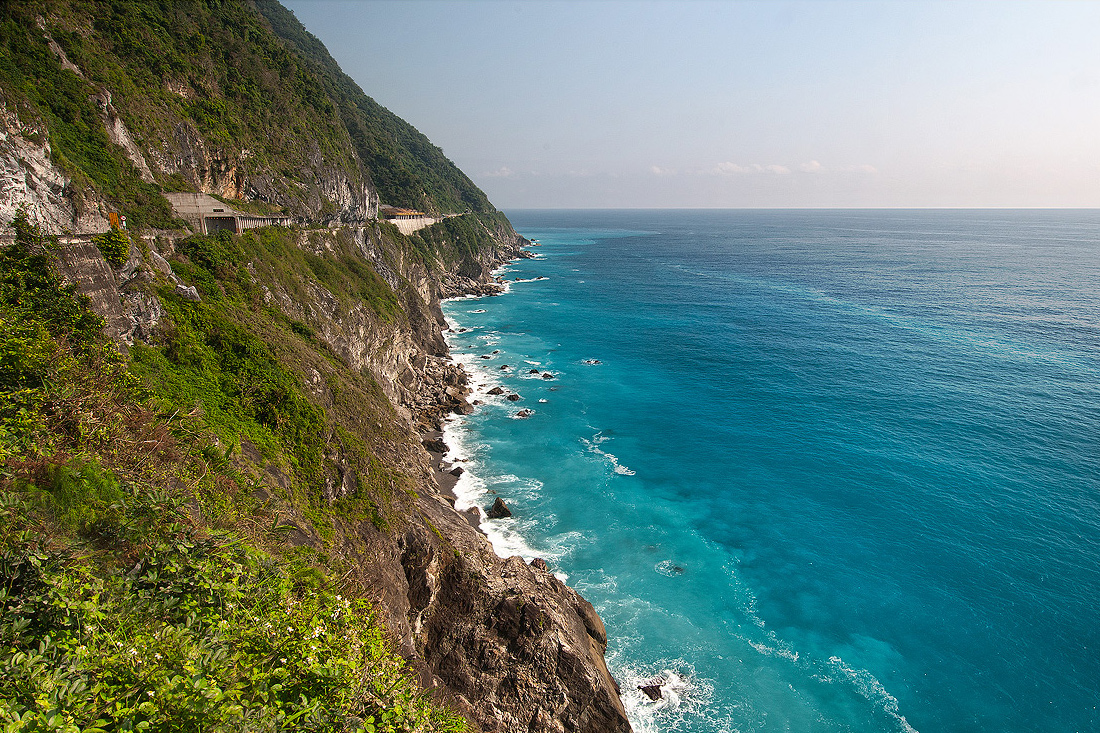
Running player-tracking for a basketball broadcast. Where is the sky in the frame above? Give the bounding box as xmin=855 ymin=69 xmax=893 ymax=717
xmin=282 ymin=0 xmax=1100 ymax=209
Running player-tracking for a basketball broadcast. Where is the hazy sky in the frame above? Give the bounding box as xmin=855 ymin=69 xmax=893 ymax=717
xmin=282 ymin=0 xmax=1100 ymax=208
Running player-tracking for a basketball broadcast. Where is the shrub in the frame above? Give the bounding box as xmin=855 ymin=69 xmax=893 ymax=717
xmin=91 ymin=228 xmax=131 ymax=268
xmin=0 ymin=487 xmax=467 ymax=732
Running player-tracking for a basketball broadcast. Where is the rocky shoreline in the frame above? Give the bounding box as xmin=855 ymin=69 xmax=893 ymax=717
xmin=393 ymin=248 xmax=634 ymax=732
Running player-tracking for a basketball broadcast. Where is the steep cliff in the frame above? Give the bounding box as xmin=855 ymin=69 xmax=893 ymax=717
xmin=0 ymin=1 xmax=632 ymax=731
xmin=30 ymin=216 xmax=630 ymax=732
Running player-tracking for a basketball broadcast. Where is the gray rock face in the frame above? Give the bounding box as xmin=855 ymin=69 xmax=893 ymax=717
xmin=403 ymin=501 xmax=632 ymax=733
xmin=0 ymin=99 xmax=108 ymax=235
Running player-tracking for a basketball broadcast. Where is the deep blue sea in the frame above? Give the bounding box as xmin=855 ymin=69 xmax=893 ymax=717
xmin=440 ymin=210 xmax=1100 ymax=733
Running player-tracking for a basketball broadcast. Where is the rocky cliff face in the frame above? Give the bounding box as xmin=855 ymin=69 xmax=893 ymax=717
xmin=1 ymin=6 xmax=379 ymax=235
xmin=50 ymin=218 xmax=633 ymax=733
xmin=0 ymin=96 xmax=108 ymax=234
xmin=408 ymin=501 xmax=630 ymax=733
xmin=2 ymin=3 xmax=632 ymax=728
xmin=156 ymin=119 xmax=378 ymax=225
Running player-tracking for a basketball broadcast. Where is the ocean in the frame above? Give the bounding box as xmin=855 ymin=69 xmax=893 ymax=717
xmin=440 ymin=210 xmax=1100 ymax=733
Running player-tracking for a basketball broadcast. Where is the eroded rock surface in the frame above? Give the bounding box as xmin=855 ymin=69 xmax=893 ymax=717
xmin=407 ymin=499 xmax=631 ymax=733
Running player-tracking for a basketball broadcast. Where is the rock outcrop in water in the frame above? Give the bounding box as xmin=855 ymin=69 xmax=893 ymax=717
xmin=487 ymin=497 xmax=513 ymax=519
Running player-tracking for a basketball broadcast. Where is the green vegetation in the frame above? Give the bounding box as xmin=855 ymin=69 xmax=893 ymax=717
xmin=0 ymin=484 xmax=465 ymax=732
xmin=127 ymin=224 xmax=408 ymax=538
xmin=0 ymin=218 xmax=466 ymax=729
xmin=408 ymin=213 xmax=512 ymax=276
xmin=254 ymin=0 xmax=495 ymax=216
xmin=0 ymin=11 xmax=177 ymax=230
xmin=91 ymin=229 xmax=131 ymax=268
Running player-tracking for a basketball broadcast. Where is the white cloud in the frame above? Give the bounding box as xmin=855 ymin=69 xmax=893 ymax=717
xmin=484 ymin=166 xmax=515 ymax=178
xmin=714 ymin=161 xmax=754 ymax=174
xmin=838 ymin=164 xmax=879 ymax=174
xmin=713 ymin=162 xmax=791 ymax=175
xmin=800 ymin=160 xmax=823 ymax=173
xmin=650 ymin=166 xmax=676 ymax=176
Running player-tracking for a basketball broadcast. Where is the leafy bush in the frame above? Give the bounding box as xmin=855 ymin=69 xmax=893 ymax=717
xmin=0 ymin=487 xmax=466 ymax=733
xmin=92 ymin=229 xmax=131 ymax=268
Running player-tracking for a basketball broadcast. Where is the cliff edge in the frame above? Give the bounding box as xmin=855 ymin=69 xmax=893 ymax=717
xmin=0 ymin=1 xmax=632 ymax=730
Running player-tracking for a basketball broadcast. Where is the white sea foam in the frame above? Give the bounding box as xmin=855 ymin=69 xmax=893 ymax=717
xmin=746 ymin=638 xmax=800 ymax=663
xmin=441 ymin=416 xmax=485 ymax=514
xmin=583 ymin=432 xmax=637 ymax=476
xmin=441 ymin=284 xmax=588 ymax=604
xmin=611 ymin=657 xmax=715 ymax=733
xmin=826 ymin=656 xmax=920 ymax=733
xmin=480 ymin=513 xmax=579 ymax=575
xmin=480 ymin=516 xmax=545 ymax=563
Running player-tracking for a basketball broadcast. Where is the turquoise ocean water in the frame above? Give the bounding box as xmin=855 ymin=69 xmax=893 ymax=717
xmin=439 ymin=210 xmax=1100 ymax=733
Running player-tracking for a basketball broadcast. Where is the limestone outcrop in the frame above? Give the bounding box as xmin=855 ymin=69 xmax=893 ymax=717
xmin=0 ymin=97 xmax=108 ymax=235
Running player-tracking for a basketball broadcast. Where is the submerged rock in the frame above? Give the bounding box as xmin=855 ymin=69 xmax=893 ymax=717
xmin=506 ymin=393 xmax=521 ymax=401
xmin=639 ymin=684 xmax=663 ymax=701
xmin=488 ymin=386 xmax=505 ymax=395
